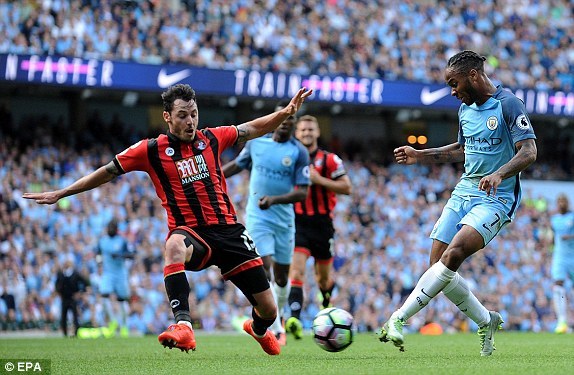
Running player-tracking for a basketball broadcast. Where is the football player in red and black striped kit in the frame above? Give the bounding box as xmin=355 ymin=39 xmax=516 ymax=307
xmin=285 ymin=115 xmax=352 ymax=339
xmin=23 ymin=84 xmax=312 ymax=355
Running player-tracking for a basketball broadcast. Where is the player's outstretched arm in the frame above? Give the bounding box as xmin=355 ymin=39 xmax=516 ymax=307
xmin=222 ymin=160 xmax=244 ymax=178
xmin=310 ymin=168 xmax=352 ymax=195
xmin=236 ymin=88 xmax=313 ymax=143
xmin=395 ymin=142 xmax=464 ymax=165
xmin=258 ymin=185 xmax=308 ymax=210
xmin=22 ymin=161 xmax=120 ymax=204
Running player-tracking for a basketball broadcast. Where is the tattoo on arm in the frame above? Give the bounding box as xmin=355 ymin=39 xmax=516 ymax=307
xmin=422 ymin=150 xmax=454 ymax=163
xmin=105 ymin=161 xmax=121 ymax=177
xmin=422 ymin=145 xmax=464 ymax=164
xmin=430 ymin=151 xmax=452 ymax=162
xmin=237 ymin=126 xmax=250 ymax=144
xmin=496 ymin=140 xmax=537 ymax=179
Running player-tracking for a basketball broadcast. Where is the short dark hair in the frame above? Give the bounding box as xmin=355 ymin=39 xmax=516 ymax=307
xmin=161 ymin=84 xmax=196 ymax=113
xmin=107 ymin=219 xmax=118 ymax=236
xmin=447 ymin=50 xmax=486 ymax=75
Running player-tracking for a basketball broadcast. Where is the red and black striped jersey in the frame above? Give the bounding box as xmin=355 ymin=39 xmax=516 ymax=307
xmin=294 ymin=148 xmax=347 ymax=218
xmin=114 ymin=126 xmax=238 ymax=230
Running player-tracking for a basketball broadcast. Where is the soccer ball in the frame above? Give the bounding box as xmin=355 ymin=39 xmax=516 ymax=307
xmin=312 ymin=307 xmax=355 ymax=352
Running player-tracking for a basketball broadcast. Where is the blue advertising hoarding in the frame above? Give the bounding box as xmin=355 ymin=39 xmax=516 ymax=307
xmin=1 ymin=53 xmax=573 ymax=117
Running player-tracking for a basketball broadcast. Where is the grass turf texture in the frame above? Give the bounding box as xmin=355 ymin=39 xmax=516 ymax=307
xmin=1 ymin=332 xmax=572 ymax=375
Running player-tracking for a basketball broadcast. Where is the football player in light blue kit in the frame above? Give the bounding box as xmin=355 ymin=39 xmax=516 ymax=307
xmin=380 ymin=50 xmax=537 ymax=356
xmin=223 ymin=104 xmax=309 ymax=343
xmin=550 ymin=194 xmax=574 ymax=333
xmin=97 ymin=218 xmax=134 ymax=337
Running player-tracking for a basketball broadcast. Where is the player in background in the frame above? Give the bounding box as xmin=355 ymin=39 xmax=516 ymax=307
xmin=23 ymin=84 xmax=312 ymax=355
xmin=285 ymin=115 xmax=352 ymax=340
xmin=380 ymin=50 xmax=537 ymax=356
xmin=97 ymin=218 xmax=134 ymax=337
xmin=550 ymin=193 xmax=574 ymax=334
xmin=223 ymin=103 xmax=310 ymax=345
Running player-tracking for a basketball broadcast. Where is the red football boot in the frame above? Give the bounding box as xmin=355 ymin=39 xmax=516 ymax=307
xmin=158 ymin=324 xmax=196 ymax=352
xmin=243 ymin=319 xmax=281 ymax=355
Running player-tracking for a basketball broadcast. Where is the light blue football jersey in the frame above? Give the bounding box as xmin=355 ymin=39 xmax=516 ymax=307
xmin=98 ymin=235 xmax=130 ymax=275
xmin=454 ymin=86 xmax=536 ymax=219
xmin=236 ymin=134 xmax=310 ymax=229
xmin=551 ymin=211 xmax=574 ymax=258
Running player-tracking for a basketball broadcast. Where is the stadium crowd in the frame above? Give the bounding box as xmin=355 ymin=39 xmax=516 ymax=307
xmin=1 ymin=0 xmax=573 ymax=91
xmin=0 ymin=112 xmax=571 ymax=337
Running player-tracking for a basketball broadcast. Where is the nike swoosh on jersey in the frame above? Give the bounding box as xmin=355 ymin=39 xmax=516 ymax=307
xmin=157 ymin=68 xmax=192 ymax=88
xmin=420 ymin=86 xmax=451 ymax=105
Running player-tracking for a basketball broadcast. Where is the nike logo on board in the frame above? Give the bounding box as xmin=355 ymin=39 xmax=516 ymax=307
xmin=157 ymin=69 xmax=192 ymax=88
xmin=420 ymin=87 xmax=451 ymax=105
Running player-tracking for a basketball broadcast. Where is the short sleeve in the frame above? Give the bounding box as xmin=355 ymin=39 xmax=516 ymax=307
xmin=501 ymin=96 xmax=536 ymax=143
xmin=115 ymin=140 xmax=149 ymax=173
xmin=208 ymin=125 xmax=239 ymax=151
xmin=294 ymin=143 xmax=310 ymax=186
xmin=327 ymin=153 xmax=347 ymax=180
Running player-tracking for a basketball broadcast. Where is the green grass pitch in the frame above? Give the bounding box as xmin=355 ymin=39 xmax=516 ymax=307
xmin=1 ymin=332 xmax=572 ymax=375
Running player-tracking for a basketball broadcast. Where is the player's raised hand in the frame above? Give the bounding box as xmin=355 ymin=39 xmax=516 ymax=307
xmin=22 ymin=191 xmax=62 ymax=205
xmin=284 ymin=88 xmax=313 ymax=116
xmin=394 ymin=146 xmax=419 ymax=165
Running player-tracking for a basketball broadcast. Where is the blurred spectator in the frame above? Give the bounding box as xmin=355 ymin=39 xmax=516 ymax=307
xmin=55 ymin=259 xmax=89 ymax=337
xmin=1 ymin=276 xmax=17 ymax=330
